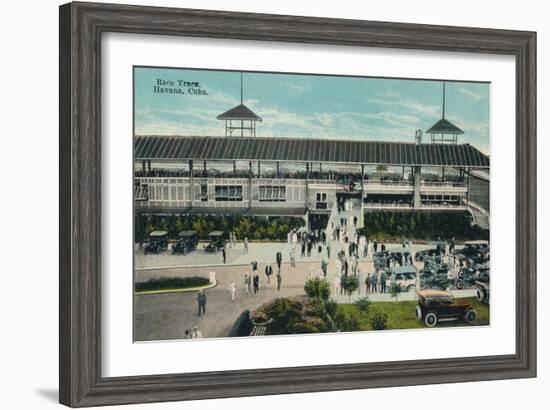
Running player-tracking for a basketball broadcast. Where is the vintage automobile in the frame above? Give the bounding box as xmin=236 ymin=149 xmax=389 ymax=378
xmin=419 ymin=267 xmax=452 ymax=291
xmin=414 ymin=241 xmax=446 ymax=262
xmin=204 ymin=230 xmax=227 ymax=252
xmin=455 ymin=240 xmax=489 ymax=263
xmin=389 ymin=265 xmax=418 ymax=292
xmin=415 ymin=289 xmax=478 ymax=327
xmin=171 ymin=230 xmax=198 ymax=255
xmin=143 ymin=230 xmax=168 ymax=254
xmin=475 ymin=280 xmax=490 ymax=304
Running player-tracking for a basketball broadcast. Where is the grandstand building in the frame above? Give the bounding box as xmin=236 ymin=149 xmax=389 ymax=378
xmin=134 ymin=90 xmax=490 ymax=230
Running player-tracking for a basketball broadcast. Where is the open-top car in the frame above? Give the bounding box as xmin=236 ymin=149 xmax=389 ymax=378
xmin=456 ymin=240 xmax=489 ymax=262
xmin=144 ymin=230 xmax=168 ymax=254
xmin=414 ymin=241 xmax=446 ymax=262
xmin=389 ymin=265 xmax=417 ymax=292
xmin=415 ymin=289 xmax=478 ymax=327
xmin=204 ymin=230 xmax=227 ymax=252
xmin=171 ymin=230 xmax=198 ymax=255
xmin=419 ymin=267 xmax=452 ymax=290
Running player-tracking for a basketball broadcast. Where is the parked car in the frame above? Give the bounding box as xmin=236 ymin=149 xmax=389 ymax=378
xmin=144 ymin=230 xmax=168 ymax=254
xmin=415 ymin=289 xmax=478 ymax=327
xmin=171 ymin=230 xmax=198 ymax=255
xmin=389 ymin=265 xmax=417 ymax=292
xmin=419 ymin=267 xmax=452 ymax=290
xmin=204 ymin=230 xmax=227 ymax=252
xmin=455 ymin=240 xmax=489 ymax=263
xmin=414 ymin=241 xmax=446 ymax=262
xmin=475 ymin=280 xmax=490 ymax=304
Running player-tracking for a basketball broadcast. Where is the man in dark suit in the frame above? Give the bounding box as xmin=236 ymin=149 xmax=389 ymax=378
xmin=265 ymin=264 xmax=273 ymax=284
xmin=253 ymin=274 xmax=259 ymax=293
xmin=276 ymin=251 xmax=282 ymax=270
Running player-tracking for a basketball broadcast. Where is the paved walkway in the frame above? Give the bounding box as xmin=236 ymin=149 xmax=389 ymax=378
xmin=134 ymin=240 xmax=469 ymax=341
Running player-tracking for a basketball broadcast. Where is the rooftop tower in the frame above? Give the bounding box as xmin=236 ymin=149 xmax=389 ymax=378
xmin=426 ymin=81 xmax=464 ymax=144
xmin=217 ymin=72 xmax=262 ymax=137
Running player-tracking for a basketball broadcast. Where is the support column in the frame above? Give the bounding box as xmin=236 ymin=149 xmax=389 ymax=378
xmin=248 ymin=161 xmax=253 ymax=208
xmin=203 ymin=160 xmax=207 ymax=177
xmin=305 ymin=162 xmax=310 ymax=211
xmin=257 ymin=161 xmax=261 ymax=178
xmin=466 ymin=168 xmax=471 ymax=203
xmin=141 ymin=160 xmax=146 ymax=174
xmin=147 ymin=160 xmax=151 ymax=173
xmin=189 ymin=160 xmax=194 ymax=204
xmin=233 ymin=160 xmax=237 ymax=176
xmin=413 ymin=166 xmax=422 ymax=209
xmin=442 ymin=167 xmax=445 ymax=182
xmin=360 ymin=164 xmax=365 ymax=229
xmin=361 ymin=164 xmax=365 ymax=202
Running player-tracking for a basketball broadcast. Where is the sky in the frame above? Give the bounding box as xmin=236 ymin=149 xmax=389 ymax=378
xmin=134 ymin=66 xmax=490 ymax=154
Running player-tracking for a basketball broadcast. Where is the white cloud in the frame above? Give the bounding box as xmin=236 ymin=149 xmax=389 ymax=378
xmin=458 ymin=88 xmax=483 ymax=101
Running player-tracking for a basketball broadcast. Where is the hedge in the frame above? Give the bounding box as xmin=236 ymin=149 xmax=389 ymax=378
xmin=135 ymin=214 xmax=305 ymax=243
xmin=359 ymin=211 xmax=489 ymax=241
xmin=228 ymin=310 xmax=254 ymax=337
xmin=134 ymin=276 xmax=210 ymax=292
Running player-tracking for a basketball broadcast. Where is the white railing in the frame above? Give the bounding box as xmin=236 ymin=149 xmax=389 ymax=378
xmin=421 ymin=181 xmax=466 ymax=188
xmin=363 ymin=180 xmax=411 ymax=187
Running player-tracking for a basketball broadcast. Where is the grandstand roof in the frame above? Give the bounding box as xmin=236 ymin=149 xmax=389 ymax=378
xmin=134 ymin=136 xmax=489 ymax=168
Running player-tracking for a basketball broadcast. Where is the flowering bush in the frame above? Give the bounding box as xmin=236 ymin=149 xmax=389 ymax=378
xmin=249 ymin=310 xmax=269 ymax=323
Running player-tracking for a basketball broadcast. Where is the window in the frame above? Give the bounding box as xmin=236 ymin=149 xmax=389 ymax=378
xmin=214 ymin=185 xmax=243 ymax=201
xmin=259 ymin=186 xmax=286 ymax=202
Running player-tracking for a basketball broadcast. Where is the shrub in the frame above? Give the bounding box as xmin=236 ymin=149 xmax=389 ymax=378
xmin=288 ymin=320 xmax=321 ymax=334
xmin=257 ymin=297 xmax=304 ymax=335
xmin=134 ymin=276 xmax=210 ymax=292
xmin=355 ymin=297 xmax=371 ymax=318
xmin=228 ymin=310 xmax=253 ymax=337
xmin=135 ymin=214 xmax=306 ymax=242
xmin=334 ymin=312 xmax=360 ymax=332
xmin=370 ymin=310 xmax=389 ymax=330
xmin=304 ymin=277 xmax=331 ymax=301
xmin=362 ymin=211 xmax=489 ymax=241
xmin=324 ymin=299 xmax=337 ymax=317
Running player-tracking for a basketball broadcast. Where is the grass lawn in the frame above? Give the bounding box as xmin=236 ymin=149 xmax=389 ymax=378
xmin=338 ymin=297 xmax=490 ymax=331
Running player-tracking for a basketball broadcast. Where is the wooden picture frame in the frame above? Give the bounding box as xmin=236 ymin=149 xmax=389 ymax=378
xmin=59 ymin=2 xmax=536 ymax=407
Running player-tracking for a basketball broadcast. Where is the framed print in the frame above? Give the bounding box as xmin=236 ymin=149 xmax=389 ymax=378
xmin=59 ymin=2 xmax=537 ymax=407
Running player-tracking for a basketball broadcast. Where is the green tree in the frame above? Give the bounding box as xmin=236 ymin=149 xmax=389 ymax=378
xmin=389 ymin=282 xmax=401 ymax=302
xmin=304 ymin=277 xmax=331 ymax=302
xmin=342 ymin=275 xmax=358 ymax=302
